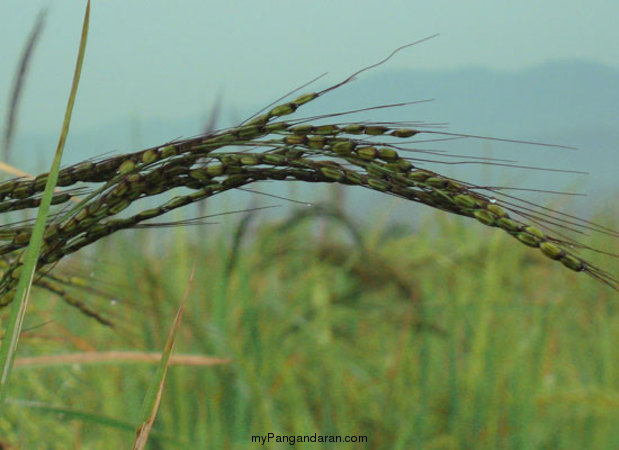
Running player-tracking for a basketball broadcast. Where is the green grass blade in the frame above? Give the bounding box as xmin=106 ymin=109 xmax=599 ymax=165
xmin=9 ymin=399 xmax=185 ymax=446
xmin=0 ymin=0 xmax=90 ymax=407
xmin=133 ymin=261 xmax=196 ymax=449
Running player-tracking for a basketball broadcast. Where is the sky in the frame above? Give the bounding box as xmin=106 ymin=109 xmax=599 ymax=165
xmin=1 ymin=0 xmax=618 ymax=135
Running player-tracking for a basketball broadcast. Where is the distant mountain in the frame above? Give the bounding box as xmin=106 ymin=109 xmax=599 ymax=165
xmin=267 ymin=59 xmax=619 ymax=209
xmin=11 ymin=60 xmax=619 ymax=219
xmin=307 ymin=59 xmax=618 ymax=134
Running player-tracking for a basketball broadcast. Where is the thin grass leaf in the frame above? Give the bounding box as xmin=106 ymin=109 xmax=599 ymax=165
xmin=2 ymin=10 xmax=46 ymax=162
xmin=133 ymin=261 xmax=196 ymax=449
xmin=14 ymin=351 xmax=230 ymax=367
xmin=8 ymin=399 xmax=184 ymax=445
xmin=0 ymin=0 xmax=90 ymax=406
xmin=0 ymin=161 xmax=34 ymax=180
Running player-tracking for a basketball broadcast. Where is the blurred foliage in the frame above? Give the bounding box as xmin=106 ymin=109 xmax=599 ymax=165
xmin=0 ymin=202 xmax=617 ymax=449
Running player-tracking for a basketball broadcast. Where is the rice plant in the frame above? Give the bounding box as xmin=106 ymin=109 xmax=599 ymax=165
xmin=1 ymin=7 xmax=618 ymax=446
xmin=0 ymin=40 xmax=617 ymax=328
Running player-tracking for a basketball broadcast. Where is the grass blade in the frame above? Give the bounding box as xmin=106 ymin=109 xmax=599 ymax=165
xmin=2 ymin=9 xmax=46 ymax=162
xmin=0 ymin=0 xmax=90 ymax=407
xmin=133 ymin=261 xmax=196 ymax=449
xmin=14 ymin=351 xmax=230 ymax=367
xmin=9 ymin=399 xmax=185 ymax=446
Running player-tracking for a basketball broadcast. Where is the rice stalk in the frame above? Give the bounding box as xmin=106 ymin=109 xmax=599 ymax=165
xmin=0 ymin=40 xmax=616 ymax=323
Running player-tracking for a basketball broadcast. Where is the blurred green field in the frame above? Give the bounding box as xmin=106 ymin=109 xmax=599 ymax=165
xmin=1 ymin=198 xmax=617 ymax=449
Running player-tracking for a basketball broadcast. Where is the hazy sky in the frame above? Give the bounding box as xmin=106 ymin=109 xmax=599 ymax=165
xmin=1 ymin=0 xmax=618 ymax=134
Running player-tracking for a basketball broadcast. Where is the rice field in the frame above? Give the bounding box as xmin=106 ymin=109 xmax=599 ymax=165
xmin=0 ymin=3 xmax=617 ymax=448
xmin=0 ymin=203 xmax=617 ymax=448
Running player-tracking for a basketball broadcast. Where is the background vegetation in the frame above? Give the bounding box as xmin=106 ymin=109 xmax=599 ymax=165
xmin=0 ymin=5 xmax=616 ymax=448
xmin=0 ymin=195 xmax=617 ymax=448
